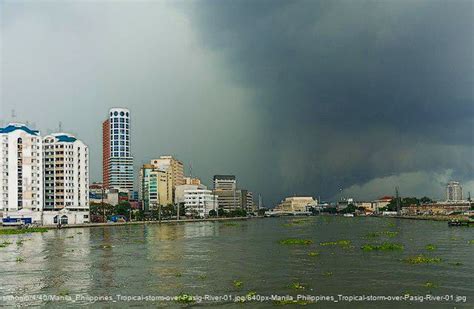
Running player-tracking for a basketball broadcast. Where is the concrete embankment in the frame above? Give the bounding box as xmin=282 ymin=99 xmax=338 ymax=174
xmin=41 ymin=216 xmax=256 ymax=230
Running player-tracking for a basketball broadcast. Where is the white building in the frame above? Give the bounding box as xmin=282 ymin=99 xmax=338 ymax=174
xmin=0 ymin=123 xmax=44 ymax=224
xmin=42 ymin=133 xmax=90 ymax=225
xmin=446 ymin=181 xmax=463 ymax=202
xmin=175 ymin=184 xmax=207 ymax=204
xmin=184 ymin=189 xmax=218 ymax=218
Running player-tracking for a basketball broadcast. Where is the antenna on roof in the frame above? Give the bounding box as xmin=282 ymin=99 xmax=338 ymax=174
xmin=58 ymin=121 xmax=63 ymax=132
xmin=189 ymin=163 xmax=193 ymax=178
xmin=395 ymin=186 xmax=401 ymax=216
xmin=11 ymin=109 xmax=16 ymax=120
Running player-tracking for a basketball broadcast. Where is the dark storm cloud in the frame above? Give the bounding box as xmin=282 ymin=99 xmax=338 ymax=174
xmin=184 ymin=0 xmax=474 ymax=200
xmin=1 ymin=0 xmax=472 ymax=205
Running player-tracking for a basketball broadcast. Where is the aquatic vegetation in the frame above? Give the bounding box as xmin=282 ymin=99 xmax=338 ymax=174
xmin=175 ymin=272 xmax=182 ymax=277
xmin=403 ymin=255 xmax=441 ymax=264
xmin=223 ymin=222 xmax=239 ymax=227
xmin=423 ymin=282 xmax=438 ymax=288
xmin=289 ymin=282 xmax=305 ymax=290
xmin=365 ymin=231 xmax=398 ymax=238
xmin=58 ymin=289 xmax=70 ymax=296
xmin=279 ymin=239 xmax=313 ymax=245
xmin=0 ymin=241 xmax=12 ymax=248
xmin=323 ymin=271 xmax=333 ymax=277
xmin=66 ymin=236 xmax=74 ymax=239
xmin=320 ymin=240 xmax=351 ymax=247
xmin=0 ymin=228 xmax=49 ymax=235
xmin=425 ymin=244 xmax=436 ymax=251
xmin=387 ymin=222 xmax=396 ymax=227
xmin=308 ymin=251 xmax=319 ymax=257
xmin=16 ymin=257 xmax=24 ymax=263
xmin=361 ymin=242 xmax=404 ymax=251
xmin=16 ymin=240 xmax=24 ymax=246
xmin=101 ymin=245 xmax=113 ymax=249
xmin=233 ymin=280 xmax=243 ymax=288
xmin=77 ymin=232 xmax=83 ymax=235
xmin=175 ymin=293 xmax=195 ymax=304
xmin=449 ymin=262 xmax=463 ymax=266
xmin=468 ymin=240 xmax=474 ymax=245
xmin=198 ymin=274 xmax=207 ymax=280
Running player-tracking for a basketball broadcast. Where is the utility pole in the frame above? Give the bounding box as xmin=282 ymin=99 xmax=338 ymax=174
xmin=101 ymin=186 xmax=106 ymax=223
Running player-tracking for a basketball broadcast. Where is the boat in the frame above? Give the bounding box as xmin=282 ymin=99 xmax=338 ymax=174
xmin=343 ymin=213 xmax=354 ymax=217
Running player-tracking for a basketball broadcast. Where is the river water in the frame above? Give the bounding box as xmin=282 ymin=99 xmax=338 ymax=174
xmin=0 ymin=216 xmax=473 ymax=307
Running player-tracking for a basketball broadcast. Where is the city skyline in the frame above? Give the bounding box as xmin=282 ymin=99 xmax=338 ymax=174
xmin=1 ymin=0 xmax=473 ymax=205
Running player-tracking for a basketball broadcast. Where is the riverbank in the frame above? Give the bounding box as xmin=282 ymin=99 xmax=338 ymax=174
xmin=23 ymin=216 xmax=255 ymax=230
xmin=389 ymin=215 xmax=469 ymax=222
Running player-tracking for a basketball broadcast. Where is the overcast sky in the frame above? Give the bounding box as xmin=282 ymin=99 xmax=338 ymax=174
xmin=1 ymin=0 xmax=473 ymax=205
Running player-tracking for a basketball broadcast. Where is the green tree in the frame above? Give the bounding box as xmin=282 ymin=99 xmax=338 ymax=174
xmin=339 ymin=204 xmax=357 ymax=214
xmin=114 ymin=201 xmax=131 ymax=220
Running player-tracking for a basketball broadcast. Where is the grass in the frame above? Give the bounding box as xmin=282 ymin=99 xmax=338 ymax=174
xmin=233 ymin=280 xmax=243 ymax=288
xmin=403 ymin=254 xmax=441 ymax=264
xmin=425 ymin=244 xmax=436 ymax=251
xmin=175 ymin=293 xmax=195 ymax=304
xmin=361 ymin=242 xmax=404 ymax=251
xmin=279 ymin=238 xmax=313 ymax=245
xmin=289 ymin=282 xmax=305 ymax=290
xmin=308 ymin=251 xmax=319 ymax=257
xmin=0 ymin=228 xmax=49 ymax=235
xmin=320 ymin=240 xmax=351 ymax=247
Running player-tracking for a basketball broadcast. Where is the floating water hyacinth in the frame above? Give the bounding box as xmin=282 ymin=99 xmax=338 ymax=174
xmin=16 ymin=257 xmax=24 ymax=263
xmin=308 ymin=251 xmax=320 ymax=257
xmin=279 ymin=239 xmax=313 ymax=245
xmin=403 ymin=255 xmax=441 ymax=264
xmin=366 ymin=231 xmax=398 ymax=238
xmin=320 ymin=240 xmax=351 ymax=247
xmin=233 ymin=280 xmax=243 ymax=288
xmin=425 ymin=244 xmax=436 ymax=251
xmin=361 ymin=242 xmax=404 ymax=251
xmin=423 ymin=282 xmax=438 ymax=288
xmin=223 ymin=222 xmax=239 ymax=227
xmin=289 ymin=282 xmax=305 ymax=290
xmin=175 ymin=293 xmax=195 ymax=304
xmin=0 ymin=241 xmax=12 ymax=248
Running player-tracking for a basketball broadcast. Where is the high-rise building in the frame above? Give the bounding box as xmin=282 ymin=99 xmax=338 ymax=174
xmin=184 ymin=189 xmax=218 ymax=218
xmin=102 ymin=108 xmax=133 ymax=192
xmin=0 ymin=123 xmax=43 ymax=223
xmin=446 ymin=181 xmax=463 ymax=202
xmin=213 ymin=175 xmax=243 ymax=212
xmin=150 ymin=156 xmax=184 ymax=201
xmin=139 ymin=164 xmax=173 ymax=212
xmin=42 ymin=133 xmax=90 ymax=224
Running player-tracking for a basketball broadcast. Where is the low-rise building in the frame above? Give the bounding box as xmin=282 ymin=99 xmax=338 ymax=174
xmin=275 ymin=197 xmax=317 ymax=212
xmin=184 ymin=189 xmax=218 ymax=218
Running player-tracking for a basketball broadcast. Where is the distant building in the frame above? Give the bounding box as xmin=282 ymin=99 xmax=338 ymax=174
xmin=102 ymin=108 xmax=133 ymax=192
xmin=446 ymin=181 xmax=463 ymax=202
xmin=139 ymin=164 xmax=173 ymax=212
xmin=275 ymin=197 xmax=317 ymax=212
xmin=184 ymin=189 xmax=218 ymax=218
xmin=151 ymin=156 xmax=184 ymax=201
xmin=175 ymin=183 xmax=207 ymax=205
xmin=42 ymin=133 xmax=89 ymax=225
xmin=214 ymin=175 xmax=236 ymax=190
xmin=371 ymin=196 xmax=393 ymax=213
xmin=0 ymin=123 xmax=43 ymax=224
xmin=184 ymin=176 xmax=201 ymax=185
